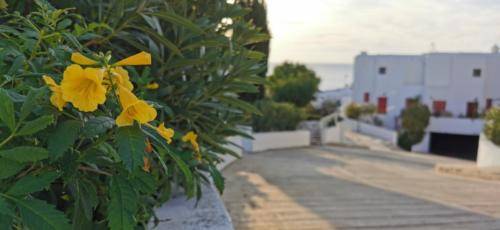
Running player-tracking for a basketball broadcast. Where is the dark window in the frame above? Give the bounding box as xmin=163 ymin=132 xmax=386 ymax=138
xmin=363 ymin=92 xmax=370 ymax=102
xmin=378 ymin=67 xmax=386 ymax=75
xmin=486 ymin=98 xmax=493 ymax=110
xmin=473 ymin=68 xmax=481 ymax=77
xmin=466 ymin=102 xmax=478 ymax=118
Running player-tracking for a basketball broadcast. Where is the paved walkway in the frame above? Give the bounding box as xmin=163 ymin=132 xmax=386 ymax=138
xmin=222 ymin=146 xmax=500 ymax=230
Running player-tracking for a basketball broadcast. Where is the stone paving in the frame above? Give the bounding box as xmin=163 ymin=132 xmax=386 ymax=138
xmin=222 ymin=146 xmax=500 ymax=230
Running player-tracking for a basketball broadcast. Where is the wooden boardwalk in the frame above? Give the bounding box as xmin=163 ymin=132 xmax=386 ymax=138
xmin=222 ymin=146 xmax=500 ymax=230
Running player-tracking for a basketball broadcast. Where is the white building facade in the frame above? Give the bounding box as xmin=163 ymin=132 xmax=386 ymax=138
xmin=352 ymin=51 xmax=500 ymax=157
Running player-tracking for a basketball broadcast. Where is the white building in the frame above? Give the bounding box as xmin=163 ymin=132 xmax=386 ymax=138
xmin=352 ymin=50 xmax=500 ymax=159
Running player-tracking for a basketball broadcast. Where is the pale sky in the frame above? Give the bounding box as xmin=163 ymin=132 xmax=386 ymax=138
xmin=267 ymin=0 xmax=500 ymax=64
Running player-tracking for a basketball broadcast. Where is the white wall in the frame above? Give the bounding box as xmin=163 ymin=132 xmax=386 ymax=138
xmin=341 ymin=119 xmax=398 ymax=145
xmin=427 ymin=117 xmax=483 ymax=135
xmin=322 ymin=126 xmax=341 ymax=144
xmin=477 ymin=134 xmax=500 ymax=167
xmin=251 ymin=130 xmax=310 ymax=152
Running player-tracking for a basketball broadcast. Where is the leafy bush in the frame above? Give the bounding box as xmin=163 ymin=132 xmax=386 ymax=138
xmin=345 ymin=103 xmax=376 ymax=120
xmin=0 ymin=1 xmax=266 ymax=229
xmin=252 ymin=100 xmax=305 ymax=132
xmin=484 ymin=107 xmax=500 ymax=146
xmin=399 ymin=101 xmax=430 ymax=150
xmin=268 ymin=62 xmax=320 ymax=107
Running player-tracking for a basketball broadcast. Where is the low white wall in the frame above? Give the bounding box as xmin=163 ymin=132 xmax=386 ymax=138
xmin=358 ymin=122 xmax=398 ymax=144
xmin=322 ymin=126 xmax=341 ymax=144
xmin=218 ymin=136 xmax=244 ymax=170
xmin=251 ymin=130 xmax=311 ymax=152
xmin=477 ymin=134 xmax=500 ymax=167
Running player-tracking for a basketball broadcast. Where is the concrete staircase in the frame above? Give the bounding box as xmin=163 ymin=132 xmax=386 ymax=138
xmin=298 ymin=121 xmax=322 ymax=145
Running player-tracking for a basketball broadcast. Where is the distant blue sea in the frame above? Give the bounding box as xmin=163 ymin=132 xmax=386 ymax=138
xmin=269 ymin=63 xmax=353 ymax=91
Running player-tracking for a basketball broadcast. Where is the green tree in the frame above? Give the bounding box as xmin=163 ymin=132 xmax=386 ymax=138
xmin=252 ymin=100 xmax=305 ymax=132
xmin=484 ymin=107 xmax=500 ymax=146
xmin=398 ymin=99 xmax=431 ymax=150
xmin=237 ymin=0 xmax=270 ymax=101
xmin=268 ymin=62 xmax=320 ymax=107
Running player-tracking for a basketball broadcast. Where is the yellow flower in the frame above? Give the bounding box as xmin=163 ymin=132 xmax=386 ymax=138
xmin=103 ymin=67 xmax=134 ymax=92
xmin=116 ymin=86 xmax=157 ymax=126
xmin=42 ymin=75 xmax=66 ymax=111
xmin=182 ymin=131 xmax=200 ymax=153
xmin=60 ymin=64 xmax=107 ymax=112
xmin=156 ymin=123 xmax=174 ymax=144
xmin=114 ymin=51 xmax=151 ymax=66
xmin=71 ymin=52 xmax=98 ymax=65
xmin=146 ymin=82 xmax=159 ymax=90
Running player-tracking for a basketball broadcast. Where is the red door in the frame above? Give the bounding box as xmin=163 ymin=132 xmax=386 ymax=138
xmin=378 ymin=97 xmax=387 ymax=114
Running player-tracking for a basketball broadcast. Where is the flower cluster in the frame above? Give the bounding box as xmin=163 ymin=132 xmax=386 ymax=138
xmin=43 ymin=51 xmax=200 ymax=161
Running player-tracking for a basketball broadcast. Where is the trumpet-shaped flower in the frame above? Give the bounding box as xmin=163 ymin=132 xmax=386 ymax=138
xmin=156 ymin=123 xmax=174 ymax=144
xmin=42 ymin=75 xmax=66 ymax=111
xmin=143 ymin=157 xmax=151 ymax=172
xmin=114 ymin=51 xmax=151 ymax=66
xmin=182 ymin=131 xmax=200 ymax=153
xmin=61 ymin=65 xmax=107 ymax=112
xmin=103 ymin=67 xmax=134 ymax=92
xmin=116 ymin=86 xmax=157 ymax=126
xmin=71 ymin=52 xmax=98 ymax=65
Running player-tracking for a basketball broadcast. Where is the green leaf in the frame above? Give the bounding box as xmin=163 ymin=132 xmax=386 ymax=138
xmin=3 ymin=196 xmax=71 ymax=230
xmin=131 ymin=171 xmax=155 ymax=194
xmin=107 ymin=175 xmax=137 ymax=230
xmin=48 ymin=120 xmax=81 ymax=159
xmin=71 ymin=178 xmax=97 ymax=224
xmin=81 ymin=116 xmax=114 ymax=138
xmin=116 ymin=126 xmax=145 ymax=171
xmin=149 ymin=12 xmax=204 ymax=34
xmin=17 ymin=115 xmax=54 ymax=136
xmin=209 ymin=165 xmax=225 ymax=195
xmin=0 ymin=147 xmax=49 ymax=163
xmin=7 ymin=171 xmax=59 ymax=195
xmin=0 ymin=197 xmax=13 ymax=216
xmin=19 ymin=88 xmax=44 ymax=121
xmin=217 ymin=95 xmax=262 ymax=115
xmin=0 ymin=89 xmax=15 ymax=132
xmin=0 ymin=214 xmax=12 ymax=230
xmin=157 ymin=147 xmax=194 ymax=197
xmin=0 ymin=158 xmax=24 ymax=179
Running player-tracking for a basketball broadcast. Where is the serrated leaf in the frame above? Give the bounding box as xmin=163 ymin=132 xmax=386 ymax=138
xmin=20 ymin=88 xmax=44 ymax=121
xmin=107 ymin=176 xmax=137 ymax=230
xmin=116 ymin=126 xmax=145 ymax=171
xmin=7 ymin=171 xmax=59 ymax=195
xmin=209 ymin=165 xmax=225 ymax=195
xmin=157 ymin=147 xmax=194 ymax=197
xmin=0 ymin=89 xmax=15 ymax=132
xmin=0 ymin=146 xmax=48 ymax=163
xmin=0 ymin=158 xmax=25 ymax=179
xmin=81 ymin=116 xmax=114 ymax=138
xmin=17 ymin=115 xmax=54 ymax=136
xmin=71 ymin=178 xmax=97 ymax=223
xmin=131 ymin=171 xmax=155 ymax=194
xmin=48 ymin=120 xmax=81 ymax=159
xmin=4 ymin=196 xmax=71 ymax=230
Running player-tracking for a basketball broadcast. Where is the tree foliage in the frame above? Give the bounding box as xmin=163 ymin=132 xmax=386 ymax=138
xmin=0 ymin=0 xmax=266 ymax=228
xmin=484 ymin=107 xmax=500 ymax=146
xmin=398 ymin=99 xmax=430 ymax=150
xmin=268 ymin=62 xmax=320 ymax=107
xmin=252 ymin=100 xmax=305 ymax=132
